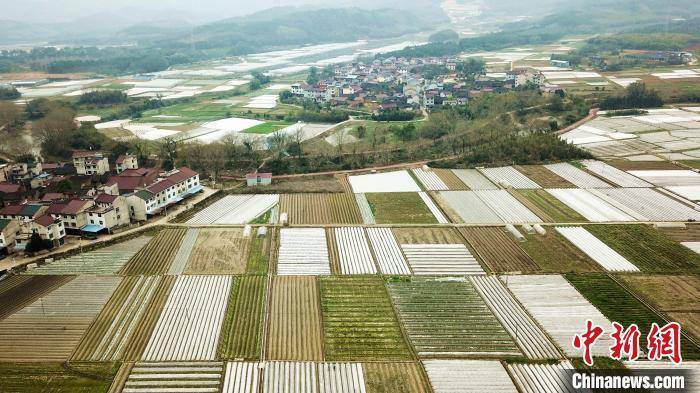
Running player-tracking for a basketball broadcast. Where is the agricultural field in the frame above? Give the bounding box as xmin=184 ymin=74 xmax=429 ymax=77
xmin=363 ymin=362 xmax=431 ymax=393
xmin=267 ymin=276 xmax=324 ymax=361
xmin=355 ymin=193 xmax=376 ymax=224
xmin=223 ymin=362 xmax=261 ymax=393
xmin=262 ymin=361 xmax=318 ymax=392
xmin=451 ymin=169 xmax=498 ymax=190
xmin=584 ymin=224 xmax=700 ymax=273
xmin=387 ymin=276 xmax=520 ymax=358
xmin=318 ymin=362 xmax=366 ymax=392
xmin=656 ymin=223 xmax=700 ymax=242
xmin=400 ymin=244 xmax=484 ymax=275
xmin=555 ymin=226 xmax=639 ymax=272
xmin=121 ymin=361 xmax=224 ymax=393
xmin=219 ymin=276 xmax=267 ymax=360
xmin=185 ymin=228 xmax=251 ymax=275
xmin=619 ymin=274 xmax=700 ymax=343
xmin=0 ymin=275 xmax=120 ymax=361
xmin=504 ymin=274 xmax=613 ymax=357
xmin=366 ymin=228 xmax=411 ymax=275
xmin=24 ymin=237 xmax=151 ymax=275
xmin=330 ymin=227 xmax=377 ymax=275
xmin=169 ymin=228 xmax=199 ymax=275
xmin=459 ymin=227 xmax=539 ymax=273
xmin=120 ymin=229 xmax=186 ymax=275
xmin=590 ymin=188 xmax=700 ymax=222
xmin=436 ymin=191 xmax=502 ymax=224
xmin=423 ymin=360 xmax=517 ymax=393
xmin=392 ymin=227 xmax=463 ymax=244
xmin=432 ymin=168 xmax=468 ymax=190
xmin=279 ymin=193 xmax=362 ymax=224
xmin=514 ymin=165 xmax=575 ymax=188
xmin=475 ymin=190 xmax=541 ymax=224
xmin=544 ymin=163 xmax=611 ymax=188
xmin=580 ymin=160 xmax=652 ymax=187
xmin=411 ymin=168 xmax=449 ymax=191
xmin=246 ymin=228 xmax=273 ymax=274
xmin=515 ymin=189 xmax=586 ymax=223
xmin=348 ymin=170 xmax=421 ymax=193
xmin=142 ymin=275 xmax=231 ymax=361
xmin=276 ymin=228 xmax=331 ymax=275
xmin=0 ymin=275 xmax=73 ymax=320
xmin=506 ymin=361 xmax=577 ymax=393
xmin=566 ymin=273 xmax=700 ymax=360
xmin=519 ymin=230 xmax=601 ymax=273
xmin=187 ymin=194 xmax=279 ymax=224
xmin=72 ymin=276 xmax=175 ymax=361
xmin=418 ymin=192 xmax=449 ymax=224
xmin=320 ymin=276 xmax=412 ymax=361
xmin=479 ymin=166 xmax=541 ymax=189
xmin=365 ymin=192 xmax=438 ymax=224
xmin=547 ymin=188 xmax=634 ymax=222
xmin=0 ymin=362 xmax=121 ymax=392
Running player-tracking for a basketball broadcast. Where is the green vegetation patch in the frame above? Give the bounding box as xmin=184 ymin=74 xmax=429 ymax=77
xmin=584 ymin=224 xmax=700 ymax=273
xmin=365 ymin=192 xmax=437 ymax=224
xmin=0 ymin=362 xmax=120 ymax=392
xmin=320 ymin=276 xmax=412 ymax=361
xmin=243 ymin=121 xmax=291 ymax=134
xmin=517 ymin=189 xmax=586 ymax=222
xmin=566 ymin=274 xmax=700 ymax=360
xmin=520 ymin=231 xmax=601 ymax=273
xmin=386 ymin=276 xmax=520 ymax=357
xmin=246 ymin=232 xmax=271 ymax=274
xmin=218 ymin=276 xmax=267 ymax=360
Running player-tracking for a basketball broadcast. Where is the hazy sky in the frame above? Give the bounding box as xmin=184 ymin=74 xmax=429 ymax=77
xmin=2 ymin=0 xmax=332 ymax=23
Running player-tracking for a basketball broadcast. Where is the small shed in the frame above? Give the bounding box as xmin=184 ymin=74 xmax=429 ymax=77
xmin=246 ymin=172 xmax=272 ymax=187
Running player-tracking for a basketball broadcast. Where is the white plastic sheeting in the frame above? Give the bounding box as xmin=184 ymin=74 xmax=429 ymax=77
xmin=334 ymin=227 xmax=377 ymax=275
xmin=401 ymin=244 xmax=484 ymax=275
xmin=366 ymin=228 xmax=410 ymax=275
xmin=188 ymin=195 xmax=279 ymax=224
xmin=423 ymin=360 xmax=517 ymax=393
xmin=580 ymin=160 xmax=651 ymax=187
xmin=277 ymin=228 xmax=331 ymax=275
xmin=544 ymin=163 xmax=610 ymax=188
xmin=547 ymin=188 xmax=634 ymax=222
xmin=348 ymin=170 xmax=421 ymax=193
xmin=479 ymin=166 xmax=541 ymax=189
xmin=555 ymin=227 xmax=639 ymax=272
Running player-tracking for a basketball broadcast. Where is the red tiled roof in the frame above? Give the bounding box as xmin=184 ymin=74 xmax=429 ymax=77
xmin=46 ymin=203 xmax=66 ymax=215
xmin=0 ymin=182 xmax=21 ymax=193
xmin=0 ymin=204 xmax=22 ymax=215
xmin=95 ymin=193 xmax=118 ymax=204
xmin=117 ymin=168 xmax=155 ymax=177
xmin=147 ymin=179 xmax=175 ymax=194
xmin=62 ymin=199 xmax=92 ymax=215
xmin=246 ymin=172 xmax=272 ymax=180
xmin=116 ymin=155 xmax=127 ymax=164
xmin=73 ymin=151 xmax=103 ymax=158
xmin=41 ymin=193 xmax=65 ymax=202
xmin=34 ymin=214 xmax=58 ymax=227
xmin=167 ymin=167 xmax=197 ymax=184
xmin=106 ymin=176 xmax=148 ymax=192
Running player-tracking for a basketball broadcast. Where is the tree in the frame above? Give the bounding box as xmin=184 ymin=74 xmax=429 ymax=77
xmin=0 ymin=87 xmax=20 ymax=100
xmin=35 ymin=107 xmax=78 ymax=159
xmin=55 ymin=179 xmax=73 ymax=194
xmin=0 ymin=101 xmax=22 ymax=132
xmin=392 ymin=122 xmax=417 ymax=141
xmin=429 ymin=29 xmax=459 ymax=43
xmin=307 ymin=67 xmax=320 ymax=84
xmin=25 ymin=232 xmax=52 ymax=253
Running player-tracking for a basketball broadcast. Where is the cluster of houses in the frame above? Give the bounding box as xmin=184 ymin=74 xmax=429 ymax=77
xmin=288 ymin=57 xmax=548 ymax=111
xmin=0 ymin=151 xmax=200 ymax=257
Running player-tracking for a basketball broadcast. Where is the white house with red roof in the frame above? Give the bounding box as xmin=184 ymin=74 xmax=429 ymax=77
xmin=126 ymin=167 xmax=200 ymax=218
xmin=73 ymin=151 xmax=110 ymax=176
xmin=115 ymin=154 xmax=138 ymax=174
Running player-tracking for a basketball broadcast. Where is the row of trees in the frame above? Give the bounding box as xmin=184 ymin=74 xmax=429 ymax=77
xmin=600 ymin=82 xmax=663 ymax=110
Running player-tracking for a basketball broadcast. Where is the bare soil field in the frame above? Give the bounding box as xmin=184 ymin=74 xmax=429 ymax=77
xmin=279 ymin=193 xmax=362 ymax=224
xmin=433 ymin=169 xmax=469 ymax=190
xmin=520 ymin=231 xmax=601 ymax=273
xmin=607 ymin=160 xmax=685 ymax=171
xmin=185 ymin=229 xmax=251 ymax=275
xmin=657 ymin=224 xmax=700 ymax=242
xmin=459 ymin=227 xmax=539 ymax=273
xmin=515 ymin=165 xmax=575 ymax=188
xmin=363 ymin=362 xmax=431 ymax=393
xmin=266 ymin=276 xmax=324 ymax=361
xmin=392 ymin=227 xmax=463 ymax=244
xmin=0 ymin=275 xmax=73 ymax=320
xmin=120 ymin=229 xmax=186 ymax=275
xmin=326 ymin=228 xmax=341 ymax=274
xmin=236 ymin=175 xmax=345 ymax=194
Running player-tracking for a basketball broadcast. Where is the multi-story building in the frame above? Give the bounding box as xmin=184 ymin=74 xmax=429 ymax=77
xmin=115 ymin=154 xmax=138 ymax=174
xmin=47 ymin=199 xmax=95 ymax=232
xmin=73 ymin=151 xmax=110 ymax=175
xmin=14 ymin=215 xmax=66 ymax=250
xmin=0 ymin=203 xmax=47 ymax=222
xmin=125 ymin=167 xmax=200 ymax=217
xmin=0 ymin=218 xmax=20 ymax=255
xmin=83 ymin=194 xmax=130 ymax=233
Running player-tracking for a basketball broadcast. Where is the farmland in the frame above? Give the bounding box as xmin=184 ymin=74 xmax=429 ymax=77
xmin=0 ymin=275 xmax=73 ymax=320
xmin=459 ymin=227 xmax=539 ymax=273
xmin=367 ymin=228 xmax=411 ymax=275
xmin=185 ymin=228 xmax=251 ymax=274
xmin=120 ymin=229 xmax=186 ymax=275
xmin=565 ymin=273 xmax=700 ymax=360
xmin=331 ymin=227 xmax=377 ymax=275
xmin=0 ymin=362 xmax=120 ymax=392
xmin=514 ymin=165 xmax=575 ymax=188
xmin=432 ymin=169 xmax=468 ymax=190
xmin=387 ymin=276 xmax=520 ymax=358
xmin=266 ymin=276 xmax=324 ymax=361
xmin=122 ymin=361 xmax=224 ymax=392
xmin=279 ymin=193 xmax=362 ymax=224
xmin=515 ymin=189 xmax=586 ymax=223
xmin=219 ymin=276 xmax=267 ymax=360
xmin=246 ymin=228 xmax=273 ymax=274
xmin=363 ymin=362 xmax=430 ymax=393
xmin=519 ymin=230 xmax=601 ymax=273
xmin=366 ymin=192 xmax=439 ymax=224
xmin=320 ymin=276 xmax=412 ymax=361
xmin=556 ymin=226 xmax=639 ymax=272
xmin=423 ymin=360 xmax=517 ymax=393
xmin=584 ymin=224 xmax=700 ymax=273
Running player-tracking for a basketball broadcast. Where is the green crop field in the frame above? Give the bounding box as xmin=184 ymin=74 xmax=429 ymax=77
xmin=386 ymin=276 xmax=520 ymax=357
xmin=520 ymin=231 xmax=602 ymax=273
xmin=366 ymin=193 xmax=438 ymax=224
xmin=320 ymin=276 xmax=412 ymax=361
xmin=218 ymin=276 xmax=267 ymax=360
xmin=566 ymin=274 xmax=700 ymax=360
xmin=516 ymin=189 xmax=586 ymax=222
xmin=0 ymin=362 xmax=120 ymax=392
xmin=243 ymin=121 xmax=292 ymax=134
xmin=584 ymin=224 xmax=700 ymax=273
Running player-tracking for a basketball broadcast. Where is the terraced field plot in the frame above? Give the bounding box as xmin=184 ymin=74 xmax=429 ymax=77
xmin=470 ymin=276 xmax=561 ymax=359
xmin=187 ymin=194 xmax=279 ymax=224
xmin=516 ymin=189 xmax=586 ymax=222
xmin=387 ymin=277 xmax=520 ymax=358
xmin=267 ymin=276 xmax=324 ymax=361
xmin=556 ymin=226 xmax=639 ymax=272
xmin=122 ymin=361 xmax=224 ymax=393
xmin=72 ymin=275 xmax=175 ymax=361
xmin=459 ymin=227 xmax=539 ymax=273
xmin=619 ymin=275 xmax=700 ymax=341
xmin=277 ymin=228 xmax=331 ymax=275
xmin=219 ymin=276 xmax=267 ymax=360
xmin=433 ymin=168 xmax=468 ymax=190
xmin=451 ymin=169 xmax=498 ymax=190
xmin=507 ymin=361 xmax=577 ymax=393
xmin=185 ymin=228 xmax=251 ymax=274
xmin=514 ymin=165 xmax=575 ymax=188
xmin=519 ymin=231 xmax=601 ymax=273
xmin=436 ymin=191 xmax=502 ymax=224
xmin=504 ymin=274 xmax=613 ymax=357
xmin=223 ymin=362 xmax=261 ymax=393
xmin=331 ymin=227 xmax=377 ymax=275
xmin=366 ymin=228 xmax=410 ymax=275
xmin=547 ymin=188 xmax=633 ymax=222
xmin=363 ymin=362 xmax=431 ymax=393
xmin=0 ymin=275 xmax=73 ymax=320
xmin=142 ymin=275 xmax=231 ymax=361
xmin=0 ymin=275 xmax=120 ymax=361
xmin=0 ymin=362 xmax=120 ymax=392
xmin=585 ymin=224 xmax=700 ymax=273
xmin=423 ymin=360 xmax=517 ymax=393
xmin=544 ymin=162 xmax=611 ymax=188
xmin=279 ymin=193 xmax=362 ymax=224
xmin=320 ymin=276 xmax=412 ymax=361
xmin=24 ymin=236 xmax=151 ymax=275
xmin=566 ymin=273 xmax=700 ymax=359
xmin=479 ymin=166 xmax=541 ymax=189
xmin=411 ymin=168 xmax=449 ymax=190
xmin=365 ymin=192 xmax=438 ymax=224
xmin=581 ymin=160 xmax=652 ymax=187
xmin=120 ymin=229 xmax=186 ymax=275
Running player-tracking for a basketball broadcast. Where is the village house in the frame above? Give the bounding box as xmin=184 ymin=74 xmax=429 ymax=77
xmin=246 ymin=172 xmax=272 ymax=187
xmin=0 ymin=182 xmax=24 ymax=207
xmin=0 ymin=163 xmax=10 ymax=182
xmin=0 ymin=203 xmax=47 ymax=223
xmin=115 ymin=154 xmax=139 ymax=174
xmin=105 ymin=167 xmax=159 ymax=195
xmin=126 ymin=167 xmax=200 ymax=218
xmin=14 ymin=215 xmax=66 ymax=250
xmin=0 ymin=218 xmax=21 ymax=255
xmin=83 ymin=193 xmax=130 ymax=233
xmin=47 ymin=199 xmax=95 ymax=232
xmin=73 ymin=151 xmax=110 ymax=176
xmin=10 ymin=162 xmax=42 ymax=183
